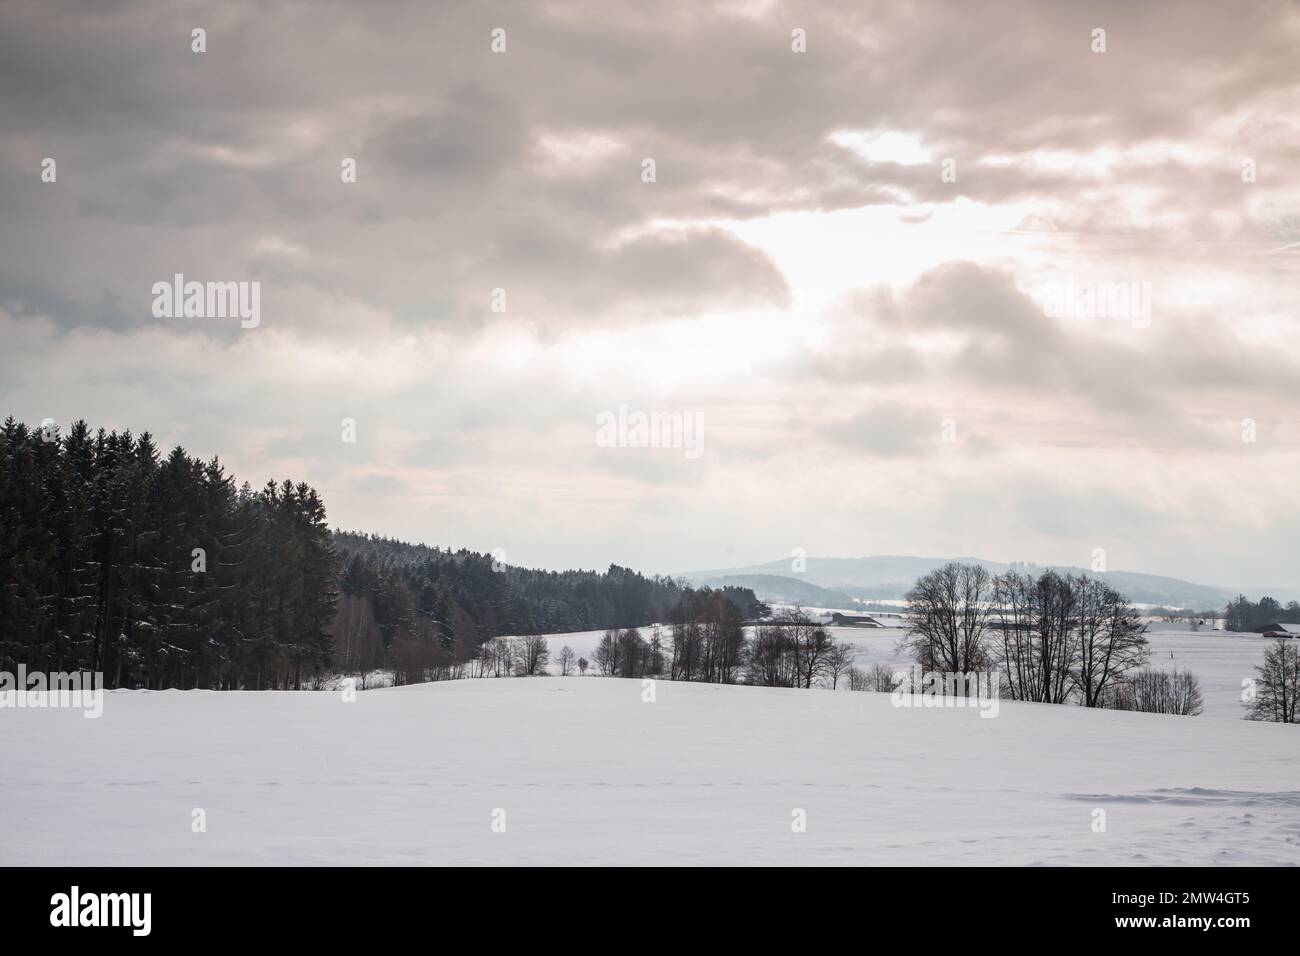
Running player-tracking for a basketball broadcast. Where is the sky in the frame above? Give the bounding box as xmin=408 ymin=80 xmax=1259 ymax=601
xmin=2 ymin=0 xmax=1298 ymax=587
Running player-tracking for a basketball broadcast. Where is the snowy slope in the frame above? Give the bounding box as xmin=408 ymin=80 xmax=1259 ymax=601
xmin=2 ymin=676 xmax=1296 ymax=866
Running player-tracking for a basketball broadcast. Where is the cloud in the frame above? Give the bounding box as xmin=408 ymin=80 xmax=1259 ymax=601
xmin=2 ymin=0 xmax=1300 ymax=584
xmin=825 ymin=402 xmax=942 ymax=458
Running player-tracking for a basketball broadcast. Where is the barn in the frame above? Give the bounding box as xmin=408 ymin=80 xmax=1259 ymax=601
xmin=829 ymin=613 xmax=883 ymax=628
xmin=1261 ymin=622 xmax=1300 ymax=639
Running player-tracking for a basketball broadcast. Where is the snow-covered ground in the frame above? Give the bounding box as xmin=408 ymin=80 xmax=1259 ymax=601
xmin=2 ymin=657 xmax=1297 ymax=865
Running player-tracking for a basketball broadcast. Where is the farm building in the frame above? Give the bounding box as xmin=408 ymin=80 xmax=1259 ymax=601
xmin=829 ymin=613 xmax=883 ymax=628
xmin=1260 ymin=622 xmax=1300 ymax=638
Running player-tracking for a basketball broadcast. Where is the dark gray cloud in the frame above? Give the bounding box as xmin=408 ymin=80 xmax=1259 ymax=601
xmin=6 ymin=0 xmax=1295 ymax=333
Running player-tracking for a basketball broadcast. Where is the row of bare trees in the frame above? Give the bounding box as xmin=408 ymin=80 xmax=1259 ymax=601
xmin=846 ymin=662 xmax=901 ymax=693
xmin=666 ymin=588 xmax=749 ymax=682
xmin=1108 ymin=669 xmax=1204 ymax=716
xmin=388 ymin=631 xmax=555 ymax=684
xmin=585 ymin=608 xmax=856 ymax=689
xmin=902 ymin=562 xmax=1300 ymax=722
xmin=749 ymin=612 xmax=853 ymax=688
xmin=593 ymin=627 xmax=667 ymax=678
xmin=903 ymin=562 xmax=1156 ymax=708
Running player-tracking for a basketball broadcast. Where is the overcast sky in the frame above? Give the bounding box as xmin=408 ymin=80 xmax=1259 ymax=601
xmin=3 ymin=1 xmax=1298 ymax=587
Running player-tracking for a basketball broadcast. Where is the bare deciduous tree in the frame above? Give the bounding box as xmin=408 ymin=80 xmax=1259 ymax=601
xmin=993 ymin=569 xmax=1144 ymax=705
xmin=1029 ymin=571 xmax=1078 ymax=704
xmin=747 ymin=620 xmax=795 ymax=687
xmin=1109 ymin=669 xmax=1204 ymax=716
xmin=593 ymin=629 xmax=620 ymax=676
xmin=869 ymin=662 xmax=901 ymax=692
xmin=513 ymin=633 xmax=550 ymax=676
xmin=648 ymin=627 xmax=667 ymax=676
xmin=786 ymin=610 xmax=837 ymax=689
xmin=844 ymin=662 xmax=902 ymax=693
xmin=824 ymin=640 xmax=856 ymax=689
xmin=557 ymin=644 xmax=576 ymax=676
xmin=1072 ymin=576 xmax=1149 ymax=707
xmin=1246 ymin=638 xmax=1299 ymax=723
xmin=483 ymin=636 xmax=514 ymax=678
xmin=617 ymin=628 xmax=649 ymax=678
xmin=903 ymin=563 xmax=994 ymax=686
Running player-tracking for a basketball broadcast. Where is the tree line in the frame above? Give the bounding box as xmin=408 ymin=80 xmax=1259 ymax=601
xmin=1221 ymin=596 xmax=1300 ymax=722
xmin=332 ymin=531 xmax=764 ymax=682
xmin=581 ymin=606 xmax=855 ymax=689
xmin=1223 ymin=594 xmax=1300 ymax=633
xmin=6 ymin=418 xmax=1295 ymax=719
xmin=1 ymin=418 xmax=767 ymax=690
xmin=0 ymin=418 xmax=335 ymax=689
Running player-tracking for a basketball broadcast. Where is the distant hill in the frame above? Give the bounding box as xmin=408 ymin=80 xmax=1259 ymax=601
xmin=692 ymin=574 xmax=861 ymax=610
xmin=682 ymin=555 xmax=1247 ymax=609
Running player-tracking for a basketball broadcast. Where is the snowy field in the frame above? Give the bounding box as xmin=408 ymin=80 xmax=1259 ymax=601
xmin=3 ymin=658 xmax=1298 ymax=866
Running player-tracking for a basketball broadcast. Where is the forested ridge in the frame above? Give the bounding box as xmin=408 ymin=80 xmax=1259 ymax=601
xmin=331 ymin=531 xmax=763 ymax=679
xmin=0 ymin=418 xmax=760 ymax=688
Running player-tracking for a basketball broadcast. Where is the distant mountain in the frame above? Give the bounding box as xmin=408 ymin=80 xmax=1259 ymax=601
xmin=691 ymin=574 xmax=861 ymax=610
xmin=682 ymin=555 xmax=1246 ymax=609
